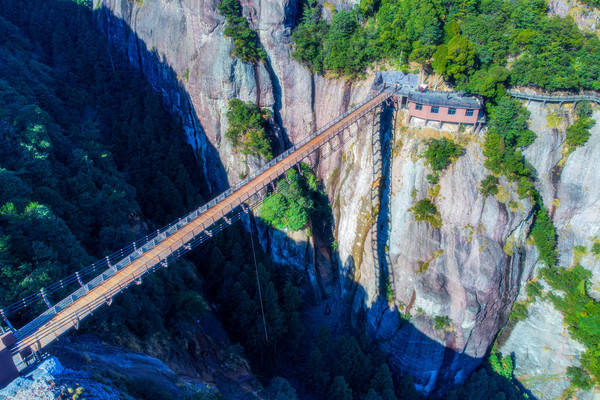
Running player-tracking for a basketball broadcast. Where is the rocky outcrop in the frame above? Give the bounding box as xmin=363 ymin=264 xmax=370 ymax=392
xmin=320 ymin=107 xmax=533 ymax=394
xmin=0 ymin=332 xmax=263 ymax=400
xmin=499 ymin=103 xmax=600 ymax=400
xmin=548 ymin=0 xmax=600 ymax=34
xmin=0 ymin=346 xmax=207 ymax=400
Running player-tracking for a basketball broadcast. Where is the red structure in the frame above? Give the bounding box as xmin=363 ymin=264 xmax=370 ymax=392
xmin=405 ymin=91 xmax=485 ymax=128
xmin=0 ymin=332 xmax=18 ymax=387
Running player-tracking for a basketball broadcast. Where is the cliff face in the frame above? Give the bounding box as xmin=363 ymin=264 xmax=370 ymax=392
xmin=498 ymin=103 xmax=600 ymax=400
xmin=0 ymin=334 xmax=259 ymax=400
xmin=92 ymin=0 xmax=598 ymax=396
xmin=324 ymin=109 xmax=533 ymax=393
xmin=548 ymin=0 xmax=600 ymax=33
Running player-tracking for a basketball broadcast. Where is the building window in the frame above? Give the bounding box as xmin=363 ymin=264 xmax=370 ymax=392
xmin=431 ymin=106 xmax=439 ymax=114
xmin=415 ymin=103 xmax=423 ymax=111
xmin=448 ymin=108 xmax=456 ymax=115
xmin=465 ymin=109 xmax=474 ymax=117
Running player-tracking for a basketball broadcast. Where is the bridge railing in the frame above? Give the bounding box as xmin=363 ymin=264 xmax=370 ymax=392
xmin=12 ymin=204 xmax=256 ymax=355
xmin=508 ymin=89 xmax=600 ymax=104
xmin=3 ymin=87 xmax=390 ymax=336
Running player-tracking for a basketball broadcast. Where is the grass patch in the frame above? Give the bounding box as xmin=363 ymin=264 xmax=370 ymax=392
xmin=433 ymin=315 xmax=452 ymax=331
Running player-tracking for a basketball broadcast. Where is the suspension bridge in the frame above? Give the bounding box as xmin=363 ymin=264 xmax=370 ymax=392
xmin=0 ymin=87 xmax=401 ymax=385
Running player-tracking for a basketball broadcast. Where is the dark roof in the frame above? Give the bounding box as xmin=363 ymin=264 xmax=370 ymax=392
xmin=372 ymin=71 xmax=419 ymax=91
xmin=408 ymin=91 xmax=483 ymax=109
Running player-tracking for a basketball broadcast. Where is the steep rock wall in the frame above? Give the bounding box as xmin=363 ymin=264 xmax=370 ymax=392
xmin=320 ymin=108 xmax=533 ymax=394
xmin=499 ymin=102 xmax=600 ymax=400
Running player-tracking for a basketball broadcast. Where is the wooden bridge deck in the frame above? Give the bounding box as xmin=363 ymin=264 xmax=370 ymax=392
xmin=9 ymin=90 xmax=392 ymax=357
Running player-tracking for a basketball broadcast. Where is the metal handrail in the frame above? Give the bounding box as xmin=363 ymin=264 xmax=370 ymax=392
xmin=508 ymin=89 xmax=600 ymax=104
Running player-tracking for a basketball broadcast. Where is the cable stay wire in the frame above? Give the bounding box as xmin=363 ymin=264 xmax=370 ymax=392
xmin=249 ymin=213 xmax=269 ymax=343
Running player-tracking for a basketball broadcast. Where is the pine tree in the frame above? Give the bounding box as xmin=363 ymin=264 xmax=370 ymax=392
xmin=328 ymin=376 xmax=353 ymax=400
xmin=307 ymin=347 xmax=330 ymax=396
xmin=364 ymin=389 xmax=383 ymax=400
xmin=371 ymin=364 xmax=394 ymax=394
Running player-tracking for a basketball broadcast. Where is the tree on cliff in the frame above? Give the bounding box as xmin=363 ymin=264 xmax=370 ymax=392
xmin=260 ymin=163 xmax=324 ymax=231
xmin=225 ymin=99 xmax=273 ymax=160
xmin=218 ymin=0 xmax=266 ymax=63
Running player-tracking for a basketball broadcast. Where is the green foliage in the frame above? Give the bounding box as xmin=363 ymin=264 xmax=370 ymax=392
xmin=443 ymin=34 xmax=476 ymax=83
xmin=530 ymin=207 xmax=558 ymax=266
xmin=384 ymin=276 xmax=394 ymax=304
xmin=225 ymin=99 xmax=272 ymax=160
xmin=525 ymin=281 xmax=543 ymax=301
xmin=260 ymin=163 xmax=322 ymax=231
xmin=446 ymin=365 xmax=528 ymax=400
xmin=328 ymin=376 xmax=353 ymax=400
xmin=489 ymin=350 xmax=514 ymax=379
xmin=459 ymin=64 xmax=509 ymax=100
xmin=322 ymin=10 xmax=374 ymax=76
xmin=479 ymin=175 xmax=499 ymax=197
xmin=426 ymin=173 xmax=439 ymax=185
xmin=411 ymin=198 xmax=441 ymax=228
xmin=567 ymin=366 xmax=593 ymax=391
xmin=433 ymin=315 xmax=451 ymax=331
xmin=488 ymin=98 xmax=535 ymax=148
xmin=566 ymin=117 xmax=596 ymax=150
xmin=291 ymin=3 xmax=328 ymax=73
xmin=592 ymin=241 xmax=600 ymax=256
xmin=292 ymin=0 xmax=600 ymax=91
xmin=483 ymin=99 xmax=536 ymax=201
xmin=193 ymin=232 xmax=414 ymax=399
xmin=358 ymin=0 xmax=379 ymax=17
xmin=264 ymin=377 xmax=298 ymax=400
xmin=411 ymin=198 xmax=435 ymax=218
xmin=580 ymin=0 xmax=600 ymax=7
xmin=509 ymin=302 xmax=528 ymax=323
xmin=218 ymin=0 xmax=266 ymax=63
xmin=0 ymin=0 xmax=205 ymax=321
xmin=576 ymin=101 xmax=594 ymax=119
xmin=303 ymin=326 xmax=410 ymax=399
xmin=423 ymin=138 xmax=464 ymax=172
xmin=541 ymin=265 xmax=600 ymax=386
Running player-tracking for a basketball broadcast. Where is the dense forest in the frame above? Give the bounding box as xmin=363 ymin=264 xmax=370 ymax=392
xmin=292 ymin=0 xmax=600 ymax=92
xmin=0 ymin=0 xmax=208 ymax=322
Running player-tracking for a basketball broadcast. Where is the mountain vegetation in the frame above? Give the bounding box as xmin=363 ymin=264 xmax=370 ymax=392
xmin=0 ymin=0 xmax=206 ymax=331
xmin=260 ymin=163 xmax=325 ymax=231
xmin=2 ymin=0 xmax=599 ymax=397
xmin=291 ymin=0 xmax=599 ymax=393
xmin=293 ymin=0 xmax=600 ymax=92
xmin=225 ymin=98 xmax=273 ymax=160
xmin=218 ymin=0 xmax=266 ymax=63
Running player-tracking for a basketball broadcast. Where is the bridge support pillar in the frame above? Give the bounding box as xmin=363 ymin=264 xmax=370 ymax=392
xmin=0 ymin=332 xmax=19 ymax=387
